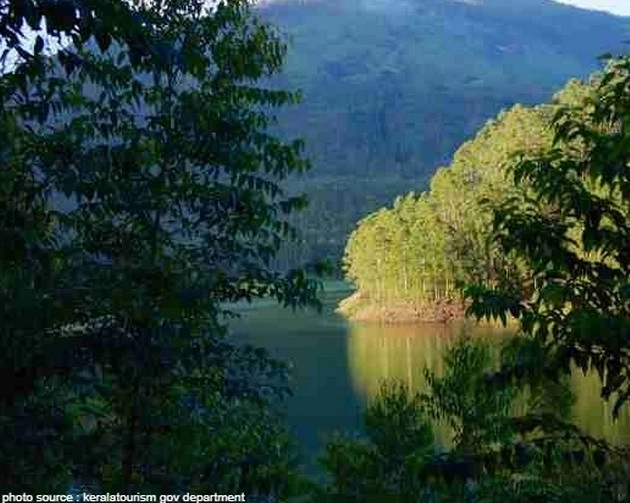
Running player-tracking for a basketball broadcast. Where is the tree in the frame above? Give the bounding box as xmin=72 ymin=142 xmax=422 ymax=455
xmin=321 ymin=337 xmax=628 ymax=502
xmin=0 ymin=0 xmax=319 ymax=492
xmin=465 ymin=54 xmax=630 ymax=416
xmin=319 ymin=382 xmax=435 ymax=502
xmin=341 ymin=102 xmax=556 ymax=312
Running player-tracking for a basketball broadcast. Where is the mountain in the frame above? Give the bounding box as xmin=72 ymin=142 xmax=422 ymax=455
xmin=255 ymin=0 xmax=630 ymax=267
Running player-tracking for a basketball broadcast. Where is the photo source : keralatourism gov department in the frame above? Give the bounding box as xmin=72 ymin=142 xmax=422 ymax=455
xmin=1 ymin=495 xmax=246 ymax=503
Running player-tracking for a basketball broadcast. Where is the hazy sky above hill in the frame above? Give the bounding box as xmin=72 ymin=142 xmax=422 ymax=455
xmin=556 ymin=0 xmax=630 ymax=15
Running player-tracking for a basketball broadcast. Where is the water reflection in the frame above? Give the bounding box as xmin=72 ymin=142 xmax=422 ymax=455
xmin=347 ymin=321 xmax=630 ymax=446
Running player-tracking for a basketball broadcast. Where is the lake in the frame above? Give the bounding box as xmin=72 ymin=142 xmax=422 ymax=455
xmin=227 ymin=283 xmax=630 ymax=472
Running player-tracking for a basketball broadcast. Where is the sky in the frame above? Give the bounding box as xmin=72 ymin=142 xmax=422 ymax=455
xmin=555 ymin=0 xmax=630 ymax=16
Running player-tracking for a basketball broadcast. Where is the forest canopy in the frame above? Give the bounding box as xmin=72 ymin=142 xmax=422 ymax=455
xmin=341 ymin=77 xmax=596 ymax=320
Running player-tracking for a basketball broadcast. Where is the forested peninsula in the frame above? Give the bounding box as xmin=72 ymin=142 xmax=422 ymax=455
xmin=338 ymin=78 xmax=591 ymax=323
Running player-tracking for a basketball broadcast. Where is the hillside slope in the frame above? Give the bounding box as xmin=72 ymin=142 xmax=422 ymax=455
xmin=257 ymin=0 xmax=630 ymax=266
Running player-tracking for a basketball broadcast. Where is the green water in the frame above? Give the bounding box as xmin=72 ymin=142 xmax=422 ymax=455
xmin=228 ymin=285 xmax=630 ymax=467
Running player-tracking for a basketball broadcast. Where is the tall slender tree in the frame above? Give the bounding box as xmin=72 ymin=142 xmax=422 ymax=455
xmin=0 ymin=0 xmax=319 ymax=492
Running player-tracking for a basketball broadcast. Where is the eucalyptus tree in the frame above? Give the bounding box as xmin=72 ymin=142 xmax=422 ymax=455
xmin=0 ymin=0 xmax=319 ymax=493
xmin=344 ymin=208 xmax=393 ymax=302
xmin=342 ymin=102 xmax=556 ymax=308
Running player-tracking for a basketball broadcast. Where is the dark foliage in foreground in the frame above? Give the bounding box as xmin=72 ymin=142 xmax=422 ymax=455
xmin=0 ymin=0 xmax=319 ymax=493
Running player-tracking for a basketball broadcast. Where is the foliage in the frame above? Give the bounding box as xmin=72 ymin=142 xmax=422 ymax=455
xmin=422 ymin=338 xmax=514 ymax=454
xmin=337 ymin=53 xmax=630 ymax=500
xmin=465 ymin=54 xmax=630 ymax=416
xmin=342 ymin=103 xmax=555 ymax=308
xmin=318 ymin=382 xmax=434 ymax=503
xmin=320 ymin=337 xmax=630 ymax=502
xmin=0 ymin=0 xmax=319 ymax=493
xmin=1 ymin=0 xmax=152 ymax=68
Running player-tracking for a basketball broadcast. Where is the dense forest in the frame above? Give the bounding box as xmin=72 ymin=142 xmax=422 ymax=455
xmin=340 ymin=79 xmax=595 ymax=320
xmin=258 ymin=0 xmax=630 ymax=267
xmin=3 ymin=0 xmax=630 ymax=500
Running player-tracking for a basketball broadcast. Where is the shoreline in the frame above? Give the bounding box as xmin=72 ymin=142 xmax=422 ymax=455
xmin=336 ymin=291 xmax=516 ymax=326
